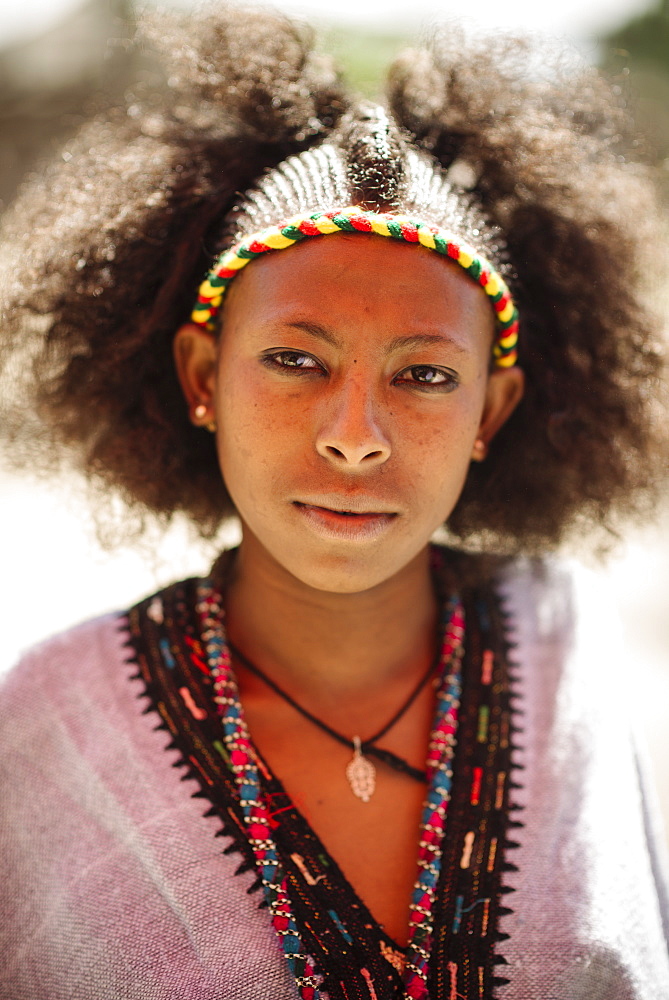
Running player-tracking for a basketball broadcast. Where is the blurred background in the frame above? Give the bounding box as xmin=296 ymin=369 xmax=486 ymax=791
xmin=0 ymin=0 xmax=668 ymax=844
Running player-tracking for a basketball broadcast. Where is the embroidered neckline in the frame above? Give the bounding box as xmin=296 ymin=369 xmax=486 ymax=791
xmin=196 ymin=573 xmax=464 ymax=1000
xmin=124 ymin=542 xmax=521 ymax=999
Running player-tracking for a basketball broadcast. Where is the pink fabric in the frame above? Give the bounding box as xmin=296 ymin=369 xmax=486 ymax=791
xmin=0 ymin=613 xmax=296 ymax=999
xmin=495 ymin=560 xmax=669 ymax=997
xmin=1 ymin=559 xmax=668 ymax=998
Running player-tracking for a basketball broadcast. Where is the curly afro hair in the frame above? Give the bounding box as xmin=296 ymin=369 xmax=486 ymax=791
xmin=0 ymin=4 xmax=667 ymax=555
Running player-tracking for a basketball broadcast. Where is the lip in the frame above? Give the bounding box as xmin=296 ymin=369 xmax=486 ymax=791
xmin=293 ymin=502 xmax=398 ymax=541
xmin=294 ymin=496 xmax=399 ymax=515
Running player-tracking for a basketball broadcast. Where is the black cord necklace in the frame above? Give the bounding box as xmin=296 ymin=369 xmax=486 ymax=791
xmin=227 ymin=638 xmax=442 ymax=800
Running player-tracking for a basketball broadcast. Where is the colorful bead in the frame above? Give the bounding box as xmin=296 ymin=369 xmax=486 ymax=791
xmin=195 ymin=580 xmax=465 ymax=1000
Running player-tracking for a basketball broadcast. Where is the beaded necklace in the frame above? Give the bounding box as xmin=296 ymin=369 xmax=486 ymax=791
xmin=196 ymin=580 xmax=465 ymax=1000
xmin=126 ymin=543 xmax=519 ymax=998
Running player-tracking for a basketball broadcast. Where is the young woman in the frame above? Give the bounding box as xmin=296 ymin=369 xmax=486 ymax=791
xmin=1 ymin=5 xmax=668 ymax=999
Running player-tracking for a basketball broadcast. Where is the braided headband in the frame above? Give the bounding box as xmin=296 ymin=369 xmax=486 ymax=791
xmin=191 ymin=207 xmax=519 ymax=367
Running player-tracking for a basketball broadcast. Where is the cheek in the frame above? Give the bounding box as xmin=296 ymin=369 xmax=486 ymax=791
xmin=405 ymin=396 xmax=484 ymax=496
xmin=214 ymin=362 xmax=289 ymax=487
xmin=412 ymin=380 xmax=485 ymax=450
xmin=213 ymin=358 xmax=250 ymax=471
xmin=412 ymin=426 xmax=473 ymax=485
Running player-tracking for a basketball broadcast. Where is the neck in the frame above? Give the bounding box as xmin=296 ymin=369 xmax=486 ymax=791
xmin=220 ymin=534 xmax=441 ymax=712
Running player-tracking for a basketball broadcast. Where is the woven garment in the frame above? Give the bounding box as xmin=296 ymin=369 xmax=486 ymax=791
xmin=123 ymin=543 xmax=515 ymax=1000
xmin=1 ymin=553 xmax=668 ymax=999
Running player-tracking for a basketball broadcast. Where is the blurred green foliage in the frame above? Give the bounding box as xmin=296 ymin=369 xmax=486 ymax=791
xmin=319 ymin=9 xmax=669 ymax=198
xmin=321 ymin=24 xmax=410 ymax=101
xmin=598 ymin=0 xmax=669 ymax=192
xmin=602 ymin=0 xmax=669 ymax=76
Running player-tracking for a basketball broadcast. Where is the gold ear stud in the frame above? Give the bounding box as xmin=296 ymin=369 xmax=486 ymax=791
xmin=192 ymin=403 xmax=217 ymax=433
xmin=471 ymin=438 xmax=488 ymax=462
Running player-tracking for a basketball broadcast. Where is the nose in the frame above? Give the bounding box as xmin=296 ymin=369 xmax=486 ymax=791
xmin=314 ymin=376 xmax=392 ymax=467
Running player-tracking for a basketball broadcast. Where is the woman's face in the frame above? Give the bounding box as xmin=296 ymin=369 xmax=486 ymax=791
xmin=176 ymin=234 xmax=523 ymax=594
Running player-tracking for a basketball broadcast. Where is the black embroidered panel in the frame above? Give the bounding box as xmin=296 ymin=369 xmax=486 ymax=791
xmin=123 ymin=544 xmax=521 ymax=999
xmin=426 ymin=590 xmax=520 ymax=997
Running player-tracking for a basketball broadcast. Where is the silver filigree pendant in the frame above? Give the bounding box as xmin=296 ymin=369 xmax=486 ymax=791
xmin=345 ymin=736 xmax=376 ymax=802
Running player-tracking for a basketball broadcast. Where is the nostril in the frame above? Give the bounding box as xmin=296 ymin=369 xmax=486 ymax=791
xmin=317 ymin=423 xmax=392 ymax=465
xmin=325 ymin=446 xmax=385 ymax=461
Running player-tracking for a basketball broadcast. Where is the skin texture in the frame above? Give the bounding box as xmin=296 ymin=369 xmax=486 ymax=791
xmin=174 ymin=233 xmax=523 ymax=944
xmin=177 ymin=235 xmax=522 ymax=599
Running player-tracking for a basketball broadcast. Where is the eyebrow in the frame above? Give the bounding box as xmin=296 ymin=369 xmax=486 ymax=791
xmin=283 ymin=321 xmax=470 ymax=356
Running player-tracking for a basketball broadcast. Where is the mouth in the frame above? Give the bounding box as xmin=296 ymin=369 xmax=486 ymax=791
xmin=292 ymin=501 xmax=398 ymax=539
xmin=294 ymin=502 xmax=393 ymax=517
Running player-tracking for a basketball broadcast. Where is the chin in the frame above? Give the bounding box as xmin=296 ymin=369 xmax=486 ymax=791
xmin=295 ymin=564 xmax=390 ymax=595
xmin=258 ymin=528 xmax=431 ymax=598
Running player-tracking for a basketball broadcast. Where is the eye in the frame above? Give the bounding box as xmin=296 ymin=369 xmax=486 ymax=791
xmin=394 ymin=365 xmax=459 ymax=392
xmin=260 ymin=350 xmax=323 ymax=375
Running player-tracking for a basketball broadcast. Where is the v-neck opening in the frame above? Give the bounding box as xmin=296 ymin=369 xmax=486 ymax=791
xmin=253 ymin=741 xmax=412 ymax=954
xmin=124 ymin=543 xmax=521 ymax=1000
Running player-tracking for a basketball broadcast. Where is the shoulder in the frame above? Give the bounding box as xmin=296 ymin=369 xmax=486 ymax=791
xmin=1 ymin=611 xmax=131 ymax=707
xmin=0 ymin=575 xmax=208 ymax=748
xmin=494 ymin=554 xmax=625 ymax=727
xmin=0 ymin=610 xmax=141 ymax=778
xmin=497 ymin=554 xmax=575 ymax=636
xmin=438 ymin=545 xmax=576 ymax=644
xmin=496 ymin=553 xmax=630 ymax=699
xmin=1 ymin=575 xmax=205 ymax=701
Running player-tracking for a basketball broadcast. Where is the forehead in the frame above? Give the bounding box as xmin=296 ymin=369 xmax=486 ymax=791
xmin=221 ymin=233 xmax=495 ymax=338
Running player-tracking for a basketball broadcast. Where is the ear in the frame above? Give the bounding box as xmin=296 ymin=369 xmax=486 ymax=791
xmin=173 ymin=322 xmax=218 ymax=421
xmin=472 ymin=367 xmax=525 ymax=461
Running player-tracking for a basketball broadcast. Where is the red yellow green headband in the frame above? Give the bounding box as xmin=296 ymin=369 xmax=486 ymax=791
xmin=191 ymin=206 xmax=519 ymax=367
